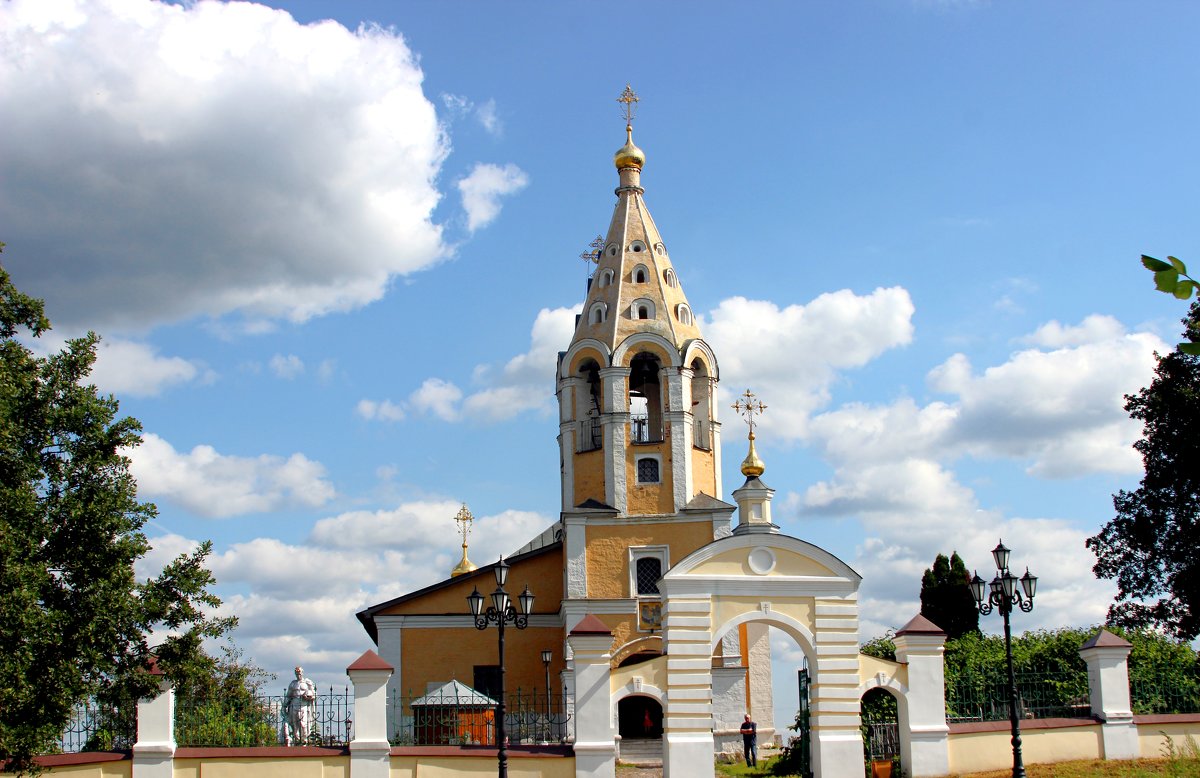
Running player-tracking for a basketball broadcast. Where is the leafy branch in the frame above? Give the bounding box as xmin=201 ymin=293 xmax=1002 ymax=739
xmin=1142 ymin=255 xmax=1200 ymax=356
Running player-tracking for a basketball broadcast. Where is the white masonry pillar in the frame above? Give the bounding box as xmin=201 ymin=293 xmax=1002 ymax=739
xmin=568 ymin=615 xmax=616 ymax=778
xmin=1079 ymin=629 xmax=1139 ymax=760
xmin=348 ymin=649 xmax=394 ymax=778
xmin=133 ymin=659 xmax=174 ymax=778
xmin=893 ymin=615 xmax=950 ymax=778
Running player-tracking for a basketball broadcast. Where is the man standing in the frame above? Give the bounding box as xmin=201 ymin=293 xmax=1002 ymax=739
xmin=284 ymin=666 xmax=318 ymax=746
xmin=740 ymin=713 xmax=758 ymax=767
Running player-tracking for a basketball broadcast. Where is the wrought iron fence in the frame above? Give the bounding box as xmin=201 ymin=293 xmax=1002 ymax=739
xmin=388 ymin=687 xmax=570 ymax=746
xmin=174 ymin=686 xmax=353 ymax=747
xmin=1131 ymin=669 xmax=1200 ymax=714
xmin=946 ymin=666 xmax=1091 ymax=722
xmin=863 ymin=720 xmax=899 ymax=761
xmin=629 ymin=414 xmax=662 ymax=444
xmin=57 ymin=701 xmax=136 ymax=753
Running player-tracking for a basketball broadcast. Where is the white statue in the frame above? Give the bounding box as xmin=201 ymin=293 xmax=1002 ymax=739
xmin=283 ymin=665 xmax=317 ymax=745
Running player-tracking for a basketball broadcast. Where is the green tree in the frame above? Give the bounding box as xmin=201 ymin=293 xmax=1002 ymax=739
xmin=0 ymin=250 xmax=231 ymax=774
xmin=919 ymin=552 xmax=979 ymax=640
xmin=1141 ymin=255 xmax=1200 ymax=355
xmin=1087 ymin=301 xmax=1200 ymax=640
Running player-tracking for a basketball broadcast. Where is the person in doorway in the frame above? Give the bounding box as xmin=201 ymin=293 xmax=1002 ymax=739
xmin=740 ymin=713 xmax=758 ymax=767
xmin=642 ymin=708 xmax=653 ymax=736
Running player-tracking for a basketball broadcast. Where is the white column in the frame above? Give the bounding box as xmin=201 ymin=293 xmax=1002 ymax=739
xmin=599 ymin=366 xmax=630 ymax=513
xmin=563 ymin=514 xmax=588 ymax=599
xmin=1079 ymin=629 xmax=1138 ymax=760
xmin=133 ymin=663 xmax=174 ymax=778
xmin=347 ymin=650 xmax=394 ymax=778
xmin=894 ymin=618 xmax=950 ymax=778
xmin=811 ymin=598 xmax=865 ymax=778
xmin=568 ymin=617 xmax=616 ymax=778
xmin=374 ymin=616 xmax=404 ymax=739
xmin=661 ymin=597 xmax=715 ymax=778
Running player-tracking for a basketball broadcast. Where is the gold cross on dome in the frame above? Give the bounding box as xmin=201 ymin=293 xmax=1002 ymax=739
xmin=580 ymin=235 xmax=604 ymax=265
xmin=732 ymin=389 xmax=767 ymax=435
xmin=617 ymin=84 xmax=639 ymax=125
xmin=454 ymin=503 xmax=474 ymax=545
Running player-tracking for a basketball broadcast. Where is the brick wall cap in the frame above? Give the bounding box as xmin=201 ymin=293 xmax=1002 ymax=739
xmin=347 ymin=649 xmax=394 ymax=673
xmin=1080 ymin=629 xmax=1132 ymax=650
xmin=570 ymin=614 xmax=613 ymax=635
xmin=895 ymin=614 xmax=945 ymax=636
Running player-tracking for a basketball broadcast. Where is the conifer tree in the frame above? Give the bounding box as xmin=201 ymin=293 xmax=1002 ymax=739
xmin=918 ymin=551 xmax=979 ymax=640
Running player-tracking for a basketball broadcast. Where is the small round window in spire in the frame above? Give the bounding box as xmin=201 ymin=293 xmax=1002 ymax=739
xmin=607 ymin=243 xmax=619 ymax=257
xmin=629 ymin=240 xmax=647 ymax=253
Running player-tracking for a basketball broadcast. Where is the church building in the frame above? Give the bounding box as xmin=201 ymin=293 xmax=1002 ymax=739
xmin=357 ymin=88 xmax=784 ymax=756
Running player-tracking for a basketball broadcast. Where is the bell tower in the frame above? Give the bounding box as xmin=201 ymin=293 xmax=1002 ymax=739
xmin=556 ymin=87 xmax=723 ymax=518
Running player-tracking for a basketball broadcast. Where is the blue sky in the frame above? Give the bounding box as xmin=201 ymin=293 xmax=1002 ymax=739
xmin=2 ymin=0 xmax=1197 ymax=728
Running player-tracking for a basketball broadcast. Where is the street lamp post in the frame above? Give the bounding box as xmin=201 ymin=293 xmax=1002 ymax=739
xmin=969 ymin=541 xmax=1038 ymax=778
xmin=541 ymin=649 xmax=552 ymax=743
xmin=467 ymin=557 xmax=535 ymax=778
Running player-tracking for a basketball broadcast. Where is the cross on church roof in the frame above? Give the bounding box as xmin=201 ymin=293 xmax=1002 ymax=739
xmin=732 ymin=389 xmax=767 ymax=437
xmin=580 ymin=234 xmax=604 ymax=266
xmin=617 ymin=84 xmax=639 ymax=125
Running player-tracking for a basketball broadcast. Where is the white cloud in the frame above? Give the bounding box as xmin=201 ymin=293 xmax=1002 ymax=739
xmin=356 ymin=398 xmax=406 ymax=422
xmin=705 ymin=288 xmax=916 ymax=439
xmin=476 ymin=98 xmax=501 ymax=135
xmin=1022 ymin=314 xmax=1127 ymax=348
xmin=269 ymin=353 xmax=304 ymax=379
xmin=441 ymin=93 xmax=502 ymax=135
xmin=409 ymin=378 xmax=463 ymax=421
xmin=457 ymin=163 xmax=529 ymax=232
xmin=128 ymin=433 xmax=336 ymax=518
xmin=89 ymin=336 xmax=207 ymax=396
xmin=0 ymin=0 xmax=448 ymax=331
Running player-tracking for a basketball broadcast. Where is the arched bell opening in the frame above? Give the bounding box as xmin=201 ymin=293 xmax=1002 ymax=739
xmin=574 ymin=358 xmax=602 ymax=452
xmin=689 ymin=357 xmax=712 ymax=450
xmin=628 ymin=352 xmax=663 ymax=444
xmin=617 ymin=695 xmax=663 ymax=741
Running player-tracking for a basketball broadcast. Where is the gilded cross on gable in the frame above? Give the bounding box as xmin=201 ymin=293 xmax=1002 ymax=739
xmin=454 ymin=503 xmax=474 ymax=546
xmin=732 ymin=389 xmax=767 ymax=436
xmin=580 ymin=235 xmax=604 ymax=265
xmin=617 ymin=84 xmax=639 ymax=125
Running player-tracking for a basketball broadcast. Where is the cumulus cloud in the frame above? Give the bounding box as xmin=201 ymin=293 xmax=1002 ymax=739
xmin=89 ymin=336 xmax=207 ymax=397
xmin=705 ymin=288 xmax=916 ymax=439
xmin=784 ymin=314 xmax=1161 ymax=637
xmin=409 ymin=378 xmax=463 ymax=421
xmin=441 ymin=93 xmax=502 ymax=135
xmin=269 ymin=354 xmax=304 ymax=379
xmin=128 ymin=433 xmax=336 ymax=518
xmin=457 ymin=163 xmax=529 ymax=232
xmin=356 ymin=398 xmax=405 ymax=422
xmin=0 ymin=0 xmax=448 ymax=331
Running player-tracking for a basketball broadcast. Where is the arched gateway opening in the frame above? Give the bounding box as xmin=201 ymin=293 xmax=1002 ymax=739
xmin=617 ymin=695 xmax=663 ymax=740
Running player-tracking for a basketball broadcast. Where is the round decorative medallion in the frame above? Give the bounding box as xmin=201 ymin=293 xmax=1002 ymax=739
xmin=747 ymin=546 xmax=776 ymax=575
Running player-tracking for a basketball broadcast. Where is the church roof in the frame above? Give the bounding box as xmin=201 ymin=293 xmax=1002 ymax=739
xmin=681 ymin=492 xmax=736 ymax=512
xmin=567 ymin=122 xmax=704 ymax=356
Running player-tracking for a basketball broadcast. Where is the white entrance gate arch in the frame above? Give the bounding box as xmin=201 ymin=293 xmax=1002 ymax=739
xmin=658 ymin=530 xmax=864 ymax=778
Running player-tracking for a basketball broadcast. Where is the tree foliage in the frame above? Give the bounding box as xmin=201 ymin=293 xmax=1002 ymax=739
xmin=0 ymin=252 xmax=231 ymax=774
xmin=1088 ymin=301 xmax=1200 ymax=640
xmin=1141 ymin=255 xmax=1200 ymax=355
xmin=919 ymin=551 xmax=979 ymax=640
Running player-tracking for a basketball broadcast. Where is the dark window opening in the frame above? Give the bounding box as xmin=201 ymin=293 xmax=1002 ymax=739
xmin=637 ymin=458 xmax=660 ymax=484
xmin=636 ymin=556 xmax=662 ymax=594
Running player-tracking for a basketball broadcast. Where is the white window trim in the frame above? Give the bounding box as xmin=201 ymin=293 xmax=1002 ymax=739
xmin=629 ymin=240 xmax=647 ymax=253
xmin=632 ymin=264 xmax=649 ymax=284
xmin=631 ymin=298 xmax=655 ymax=320
xmin=598 ymin=268 xmax=615 ymax=288
xmin=635 ymin=453 xmax=662 ymax=484
xmin=589 ymin=302 xmax=608 ymax=325
xmin=676 ymin=303 xmax=692 ymax=325
xmin=663 ymin=268 xmax=678 ymax=288
xmin=628 ymin=545 xmax=670 ymax=600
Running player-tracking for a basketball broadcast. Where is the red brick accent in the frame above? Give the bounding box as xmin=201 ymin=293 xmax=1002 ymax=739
xmin=570 ymin=614 xmax=612 ymax=635
xmin=347 ymin=649 xmax=394 ymax=673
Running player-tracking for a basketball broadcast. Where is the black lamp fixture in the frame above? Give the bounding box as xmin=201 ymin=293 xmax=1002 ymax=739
xmin=467 ymin=556 xmax=534 ymax=778
xmin=970 ymin=540 xmax=1038 ymax=778
xmin=541 ymin=649 xmax=553 ymax=743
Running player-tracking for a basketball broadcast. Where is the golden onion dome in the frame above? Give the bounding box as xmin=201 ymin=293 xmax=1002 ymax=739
xmin=614 ymin=124 xmax=645 ymax=170
xmin=740 ymin=433 xmax=765 ymax=478
xmin=451 ymin=546 xmax=477 ymax=578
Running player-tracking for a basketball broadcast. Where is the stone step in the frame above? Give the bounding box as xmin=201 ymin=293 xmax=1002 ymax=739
xmin=618 ymin=737 xmax=664 ymax=766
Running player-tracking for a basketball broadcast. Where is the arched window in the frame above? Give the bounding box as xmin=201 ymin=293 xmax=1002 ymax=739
xmin=588 ymin=302 xmax=607 ymax=325
xmin=629 ymin=353 xmax=663 ymax=444
xmin=598 ymin=268 xmax=615 ymax=288
xmin=632 ymin=264 xmax=648 ymax=284
xmin=607 ymin=243 xmax=619 ymax=257
xmin=631 ymin=299 xmax=655 ymax=320
xmin=663 ymin=268 xmax=678 ymax=288
xmin=691 ymin=358 xmax=712 ymax=450
xmin=629 ymin=240 xmax=647 ymax=253
xmin=635 ymin=556 xmax=662 ymax=594
xmin=654 ymin=243 xmax=665 ymax=255
xmin=576 ymin=358 xmax=602 ymax=452
xmin=676 ymin=304 xmax=692 ymax=326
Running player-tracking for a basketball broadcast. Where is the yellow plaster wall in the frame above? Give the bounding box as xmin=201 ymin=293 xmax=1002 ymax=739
xmin=173 ymin=757 xmax=348 ymax=778
xmin=390 ymin=755 xmax=574 ymax=778
xmin=948 ymin=726 xmax=1102 ymax=773
xmin=616 ymin=342 xmax=672 ymax=368
xmin=699 ymin=548 xmax=836 ymax=578
xmin=625 ymin=442 xmax=674 ymax=515
xmin=691 ymin=447 xmax=715 ymax=499
xmin=611 ymin=654 xmax=667 ymax=693
xmin=399 ymin=625 xmax=565 ymax=699
xmin=1138 ymin=721 xmax=1200 ymax=756
xmin=857 ymin=654 xmax=907 ymax=688
xmin=712 ymin=597 xmax=813 ymax=636
xmin=585 ymin=521 xmax=714 ymax=599
xmin=379 ymin=551 xmax=563 ymax=617
xmin=568 ymin=349 xmax=606 ymax=375
xmin=2 ymin=763 xmax=131 ymax=778
xmin=572 ymin=448 xmax=605 ymax=505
